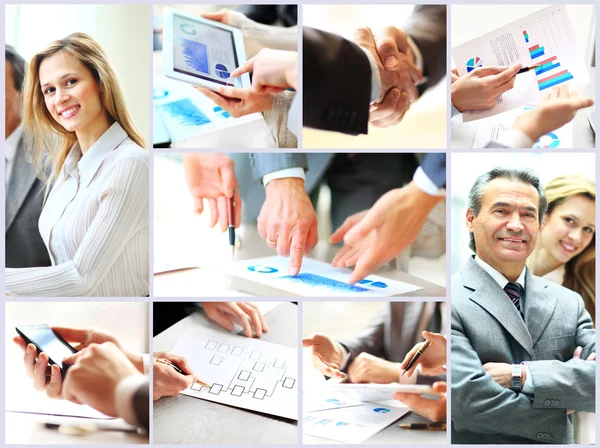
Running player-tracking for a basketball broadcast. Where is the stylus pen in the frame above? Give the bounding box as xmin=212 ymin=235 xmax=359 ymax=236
xmin=156 ymin=358 xmax=211 ymax=388
xmin=228 ymin=193 xmax=236 ymax=260
xmin=516 ymin=64 xmax=543 ymax=75
xmin=399 ymin=422 xmax=446 ymax=430
xmin=401 ymin=339 xmax=431 ymax=376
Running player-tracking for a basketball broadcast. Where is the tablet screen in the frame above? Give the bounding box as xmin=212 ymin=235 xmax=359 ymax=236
xmin=173 ymin=13 xmax=240 ymax=87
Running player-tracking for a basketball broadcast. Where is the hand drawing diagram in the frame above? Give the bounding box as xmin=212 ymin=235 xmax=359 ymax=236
xmin=170 ymin=325 xmax=298 ymax=420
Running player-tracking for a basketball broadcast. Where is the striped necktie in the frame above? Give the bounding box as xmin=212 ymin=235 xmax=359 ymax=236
xmin=504 ymin=282 xmax=524 ymax=319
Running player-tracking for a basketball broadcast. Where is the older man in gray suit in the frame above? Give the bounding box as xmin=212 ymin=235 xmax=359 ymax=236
xmin=451 ymin=167 xmax=595 ymax=444
xmin=5 ymin=45 xmax=50 ymax=268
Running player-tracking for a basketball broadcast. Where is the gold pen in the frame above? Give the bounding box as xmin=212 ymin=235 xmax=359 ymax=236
xmin=401 ymin=339 xmax=431 ymax=376
xmin=156 ymin=358 xmax=211 ymax=388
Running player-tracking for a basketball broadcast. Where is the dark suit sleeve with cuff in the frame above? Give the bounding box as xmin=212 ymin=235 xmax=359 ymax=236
xmin=420 ymin=153 xmax=446 ymax=189
xmin=303 ymin=27 xmax=371 ymax=135
xmin=404 ymin=5 xmax=447 ymax=94
xmin=525 ymin=297 xmax=595 ymax=413
xmin=249 ymin=153 xmax=309 ymax=183
xmin=451 ymin=306 xmax=569 ymax=443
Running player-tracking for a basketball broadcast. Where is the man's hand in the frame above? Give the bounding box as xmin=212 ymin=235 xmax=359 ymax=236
xmin=482 ymin=362 xmax=513 ymax=388
xmin=152 ymin=352 xmax=196 ymax=401
xmin=347 ymin=352 xmax=399 ymax=384
xmin=202 ymin=302 xmax=268 ymax=338
xmin=230 ymin=48 xmax=297 ymax=93
xmin=400 ymin=331 xmax=447 ymax=377
xmin=353 ymin=27 xmax=421 ymax=128
xmin=258 ymin=177 xmax=318 ymax=275
xmin=394 ymin=381 xmax=446 ymax=422
xmin=302 ymin=333 xmax=346 ymax=379
xmin=61 ymin=342 xmax=141 ymax=416
xmin=513 ymin=85 xmax=594 ymax=142
xmin=197 ymin=86 xmax=274 ymax=117
xmin=13 ymin=327 xmax=126 ymax=399
xmin=331 ymin=182 xmax=442 ymax=284
xmin=182 ymin=153 xmax=241 ymax=232
xmin=451 ymin=65 xmax=522 ymax=112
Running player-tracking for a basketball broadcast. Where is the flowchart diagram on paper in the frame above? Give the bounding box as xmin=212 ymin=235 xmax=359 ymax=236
xmin=170 ymin=325 xmax=297 ymax=420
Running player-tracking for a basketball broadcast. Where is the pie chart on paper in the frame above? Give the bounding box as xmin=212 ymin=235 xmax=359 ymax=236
xmin=466 ymin=57 xmax=482 ymax=73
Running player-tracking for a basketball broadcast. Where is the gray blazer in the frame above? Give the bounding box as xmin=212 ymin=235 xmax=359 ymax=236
xmin=5 ymin=137 xmax=51 ymax=268
xmin=451 ymin=256 xmax=595 ymax=444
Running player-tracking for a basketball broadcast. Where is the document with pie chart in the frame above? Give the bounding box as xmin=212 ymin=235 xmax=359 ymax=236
xmin=452 ymin=5 xmax=590 ymax=122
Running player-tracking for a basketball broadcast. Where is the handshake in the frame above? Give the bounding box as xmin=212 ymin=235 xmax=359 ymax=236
xmin=352 ymin=26 xmax=423 ymax=128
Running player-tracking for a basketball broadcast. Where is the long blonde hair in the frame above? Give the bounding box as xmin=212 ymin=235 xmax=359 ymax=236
xmin=22 ymin=32 xmax=147 ymax=183
xmin=544 ymin=174 xmax=596 ymax=322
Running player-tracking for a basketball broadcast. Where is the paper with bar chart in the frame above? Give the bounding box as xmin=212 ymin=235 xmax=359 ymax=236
xmin=452 ymin=5 xmax=589 ymax=122
xmin=230 ymin=256 xmax=423 ymax=297
xmin=303 ymin=402 xmax=409 ymax=444
xmin=170 ymin=325 xmax=297 ymax=419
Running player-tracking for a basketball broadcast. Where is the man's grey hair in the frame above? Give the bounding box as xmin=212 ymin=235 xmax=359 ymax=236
xmin=467 ymin=167 xmax=548 ymax=252
xmin=5 ymin=45 xmax=26 ymax=92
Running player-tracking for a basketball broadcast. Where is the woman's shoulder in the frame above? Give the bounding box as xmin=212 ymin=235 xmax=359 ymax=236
xmin=110 ymin=138 xmax=149 ymax=166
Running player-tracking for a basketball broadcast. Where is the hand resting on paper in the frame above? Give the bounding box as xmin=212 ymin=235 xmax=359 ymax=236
xmin=202 ymin=302 xmax=268 ymax=338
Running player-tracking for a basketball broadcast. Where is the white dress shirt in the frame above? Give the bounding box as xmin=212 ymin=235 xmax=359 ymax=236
xmin=5 ymin=123 xmax=23 ymax=190
xmin=5 ymin=122 xmax=149 ymax=297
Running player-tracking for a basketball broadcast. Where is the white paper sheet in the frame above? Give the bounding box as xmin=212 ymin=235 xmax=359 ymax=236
xmin=452 ymin=5 xmax=590 ymax=122
xmin=153 ymin=73 xmax=262 ymax=142
xmin=303 ymin=403 xmax=409 ymax=444
xmin=472 ymin=104 xmax=574 ymax=148
xmin=170 ymin=325 xmax=297 ymax=420
xmin=304 ymin=392 xmax=363 ymax=413
xmin=230 ymin=256 xmax=423 ymax=297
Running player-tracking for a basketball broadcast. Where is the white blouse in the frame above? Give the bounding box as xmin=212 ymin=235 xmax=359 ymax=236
xmin=5 ymin=122 xmax=149 ymax=297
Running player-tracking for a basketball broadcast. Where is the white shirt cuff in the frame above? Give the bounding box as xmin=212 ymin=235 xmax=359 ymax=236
xmin=413 ymin=166 xmax=445 ymax=196
xmin=496 ymin=128 xmax=535 ymax=149
xmin=288 ymin=95 xmax=299 ymax=137
xmin=262 ymin=167 xmax=306 ymax=187
xmin=114 ymin=374 xmax=146 ymax=427
xmin=522 ymin=363 xmax=535 ymax=394
xmin=142 ymin=353 xmax=150 ymax=375
xmin=361 ymin=47 xmax=381 ymax=103
xmin=338 ymin=343 xmax=351 ymax=371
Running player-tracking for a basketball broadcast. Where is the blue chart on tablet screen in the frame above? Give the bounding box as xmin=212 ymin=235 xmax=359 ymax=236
xmin=180 ymin=38 xmax=209 ymax=74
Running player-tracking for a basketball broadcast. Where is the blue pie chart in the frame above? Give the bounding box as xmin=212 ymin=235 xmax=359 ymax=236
xmin=466 ymin=57 xmax=482 ymax=73
xmin=180 ymin=23 xmax=196 ymax=35
xmin=534 ymin=132 xmax=560 ymax=149
xmin=248 ymin=265 xmax=278 ymax=274
xmin=215 ymin=63 xmax=230 ymax=79
xmin=373 ymin=408 xmax=391 ymax=414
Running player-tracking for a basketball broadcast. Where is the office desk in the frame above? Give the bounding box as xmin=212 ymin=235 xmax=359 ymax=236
xmin=154 ymin=226 xmax=446 ymax=298
xmin=5 ymin=412 xmax=147 ymax=445
xmin=304 ymin=411 xmax=446 ymax=445
xmin=153 ymin=303 xmax=298 ymax=444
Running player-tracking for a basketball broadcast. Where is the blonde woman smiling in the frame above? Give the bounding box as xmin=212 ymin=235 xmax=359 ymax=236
xmin=5 ymin=33 xmax=148 ymax=297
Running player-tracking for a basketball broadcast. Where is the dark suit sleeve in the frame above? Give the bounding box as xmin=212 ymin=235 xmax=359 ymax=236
xmin=525 ymin=296 xmax=595 ymax=412
xmin=421 ymin=153 xmax=446 ymax=188
xmin=404 ymin=5 xmax=447 ymax=93
xmin=303 ymin=27 xmax=371 ymax=135
xmin=132 ymin=378 xmax=149 ymax=431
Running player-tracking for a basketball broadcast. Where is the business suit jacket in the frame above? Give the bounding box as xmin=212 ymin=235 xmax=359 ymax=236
xmin=231 ymin=152 xmax=446 ymax=223
xmin=133 ymin=378 xmax=149 ymax=431
xmin=303 ymin=5 xmax=446 ymax=134
xmin=5 ymin=137 xmax=51 ymax=268
xmin=339 ymin=301 xmax=446 ymax=366
xmin=451 ymin=256 xmax=595 ymax=444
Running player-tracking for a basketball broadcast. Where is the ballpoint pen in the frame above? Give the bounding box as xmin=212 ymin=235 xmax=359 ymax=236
xmin=399 ymin=422 xmax=446 ymax=430
xmin=228 ymin=193 xmax=236 ymax=260
xmin=401 ymin=339 xmax=431 ymax=376
xmin=516 ymin=64 xmax=543 ymax=75
xmin=156 ymin=358 xmax=211 ymax=388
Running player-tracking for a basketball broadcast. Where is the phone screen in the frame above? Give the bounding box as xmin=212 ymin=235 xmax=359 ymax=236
xmin=17 ymin=325 xmax=75 ymax=371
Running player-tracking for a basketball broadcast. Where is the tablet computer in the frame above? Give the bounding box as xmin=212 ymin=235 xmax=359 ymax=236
xmin=324 ymin=383 xmax=438 ymax=403
xmin=163 ymin=7 xmax=251 ymax=91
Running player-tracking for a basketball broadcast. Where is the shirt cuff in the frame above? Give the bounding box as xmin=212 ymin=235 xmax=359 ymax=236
xmin=288 ymin=95 xmax=299 ymax=137
xmin=114 ymin=374 xmax=146 ymax=427
xmin=338 ymin=343 xmax=351 ymax=371
xmin=496 ymin=128 xmax=535 ymax=149
xmin=262 ymin=167 xmax=306 ymax=187
xmin=413 ymin=166 xmax=445 ymax=196
xmin=361 ymin=47 xmax=381 ymax=103
xmin=522 ymin=363 xmax=535 ymax=394
xmin=142 ymin=354 xmax=150 ymax=375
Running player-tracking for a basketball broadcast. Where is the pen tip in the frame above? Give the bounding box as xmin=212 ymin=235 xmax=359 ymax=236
xmin=231 ymin=246 xmax=235 ymax=260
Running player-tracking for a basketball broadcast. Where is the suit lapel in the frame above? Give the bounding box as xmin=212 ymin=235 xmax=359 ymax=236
xmin=523 ymin=271 xmax=557 ymax=347
xmin=463 ymin=257 xmax=534 ymax=357
xmin=6 ymin=137 xmax=38 ymax=230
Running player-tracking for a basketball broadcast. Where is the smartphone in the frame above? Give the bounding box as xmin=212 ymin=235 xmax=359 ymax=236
xmin=15 ymin=324 xmax=77 ymax=375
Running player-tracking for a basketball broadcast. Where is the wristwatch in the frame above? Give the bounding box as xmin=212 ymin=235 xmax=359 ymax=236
xmin=511 ymin=364 xmax=522 ymax=392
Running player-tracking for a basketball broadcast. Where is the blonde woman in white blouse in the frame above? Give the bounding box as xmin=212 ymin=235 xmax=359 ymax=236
xmin=5 ymin=33 xmax=148 ymax=297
